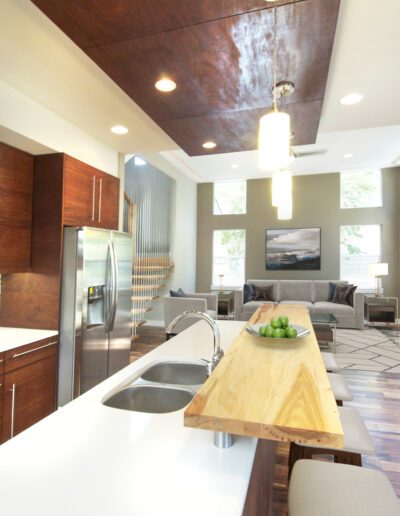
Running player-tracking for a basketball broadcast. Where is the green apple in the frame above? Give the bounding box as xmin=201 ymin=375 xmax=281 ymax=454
xmin=286 ymin=326 xmax=298 ymax=338
xmin=272 ymin=328 xmax=286 ymax=338
xmin=259 ymin=325 xmax=268 ymax=337
xmin=265 ymin=325 xmax=274 ymax=337
xmin=279 ymin=315 xmax=289 ymax=328
xmin=270 ymin=317 xmax=282 ymax=329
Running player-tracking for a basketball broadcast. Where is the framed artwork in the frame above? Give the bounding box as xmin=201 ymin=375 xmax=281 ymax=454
xmin=265 ymin=227 xmax=321 ymax=270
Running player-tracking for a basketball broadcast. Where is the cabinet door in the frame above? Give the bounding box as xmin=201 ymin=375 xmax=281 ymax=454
xmin=0 ymin=142 xmax=33 ymax=272
xmin=0 ymin=353 xmax=4 ymax=442
xmin=96 ymin=172 xmax=119 ymax=230
xmin=2 ymin=341 xmax=57 ymax=443
xmin=63 ymin=155 xmax=96 ymax=227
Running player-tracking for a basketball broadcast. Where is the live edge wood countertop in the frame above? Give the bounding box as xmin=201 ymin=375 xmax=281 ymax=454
xmin=184 ymin=304 xmax=344 ymax=448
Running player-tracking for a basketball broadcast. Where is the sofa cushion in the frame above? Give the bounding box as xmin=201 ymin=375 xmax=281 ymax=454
xmin=280 ymin=300 xmax=315 ymax=314
xmin=314 ymin=301 xmax=354 ymax=317
xmin=243 ymin=283 xmax=256 ymax=303
xmin=313 ymin=280 xmax=348 ymax=303
xmin=247 ymin=280 xmax=279 ymax=301
xmin=254 ymin=285 xmax=274 ymax=301
xmin=243 ymin=300 xmax=274 ymax=314
xmin=278 ymin=280 xmax=313 ymax=302
xmin=170 ymin=288 xmax=186 ymax=297
xmin=333 ymin=284 xmax=357 ymax=307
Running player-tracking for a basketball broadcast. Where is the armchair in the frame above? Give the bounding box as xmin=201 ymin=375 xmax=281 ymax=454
xmin=163 ymin=292 xmax=218 ymax=334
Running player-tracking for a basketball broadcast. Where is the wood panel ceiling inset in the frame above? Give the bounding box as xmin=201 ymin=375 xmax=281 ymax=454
xmin=31 ymin=0 xmax=340 ymax=156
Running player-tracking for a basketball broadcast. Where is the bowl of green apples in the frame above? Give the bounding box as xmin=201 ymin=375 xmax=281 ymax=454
xmin=246 ymin=315 xmax=309 ymax=341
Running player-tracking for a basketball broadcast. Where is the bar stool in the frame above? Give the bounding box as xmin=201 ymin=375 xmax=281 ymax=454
xmin=327 ymin=372 xmax=353 ymax=405
xmin=288 ymin=406 xmax=374 ymax=479
xmin=321 ymin=351 xmax=340 ymax=372
xmin=288 ymin=459 xmax=400 ymax=516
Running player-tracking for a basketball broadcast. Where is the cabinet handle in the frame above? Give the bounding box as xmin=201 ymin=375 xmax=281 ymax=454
xmin=98 ymin=178 xmax=103 ymax=222
xmin=10 ymin=383 xmax=16 ymax=438
xmin=92 ymin=175 xmax=96 ymax=221
xmin=11 ymin=341 xmax=57 ymax=359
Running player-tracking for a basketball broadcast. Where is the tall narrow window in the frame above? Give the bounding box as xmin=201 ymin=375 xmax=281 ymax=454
xmin=212 ymin=230 xmax=245 ymax=287
xmin=340 ymin=169 xmax=382 ymax=208
xmin=340 ymin=225 xmax=381 ymax=288
xmin=213 ymin=181 xmax=246 ymax=215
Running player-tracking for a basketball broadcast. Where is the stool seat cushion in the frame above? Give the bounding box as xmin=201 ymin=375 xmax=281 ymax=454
xmin=296 ymin=406 xmax=374 ymax=454
xmin=288 ymin=459 xmax=400 ymax=516
xmin=321 ymin=351 xmax=340 ymax=372
xmin=328 ymin=372 xmax=353 ymax=401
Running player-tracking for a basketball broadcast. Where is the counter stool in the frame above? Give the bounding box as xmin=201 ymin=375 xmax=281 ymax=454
xmin=327 ymin=372 xmax=353 ymax=405
xmin=321 ymin=351 xmax=340 ymax=372
xmin=288 ymin=406 xmax=374 ymax=479
xmin=288 ymin=459 xmax=400 ymax=516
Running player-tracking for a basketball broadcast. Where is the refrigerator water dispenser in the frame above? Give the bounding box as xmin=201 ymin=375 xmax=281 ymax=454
xmin=87 ymin=285 xmax=105 ymax=327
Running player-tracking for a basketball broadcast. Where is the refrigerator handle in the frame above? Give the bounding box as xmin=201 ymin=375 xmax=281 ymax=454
xmin=106 ymin=240 xmax=114 ymax=331
xmin=109 ymin=240 xmax=119 ymax=332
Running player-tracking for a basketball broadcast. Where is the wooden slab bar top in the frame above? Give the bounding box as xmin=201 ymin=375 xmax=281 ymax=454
xmin=184 ymin=304 xmax=344 ymax=447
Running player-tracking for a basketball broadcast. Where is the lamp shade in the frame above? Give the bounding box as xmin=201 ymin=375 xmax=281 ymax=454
xmin=272 ymin=169 xmax=292 ymax=207
xmin=277 ymin=193 xmax=292 ymax=220
xmin=258 ymin=110 xmax=291 ymax=171
xmin=368 ymin=263 xmax=388 ymax=276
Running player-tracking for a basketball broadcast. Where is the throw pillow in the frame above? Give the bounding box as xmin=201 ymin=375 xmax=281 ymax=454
xmin=170 ymin=288 xmax=186 ymax=297
xmin=243 ymin=283 xmax=256 ymax=304
xmin=254 ymin=285 xmax=275 ymax=302
xmin=327 ymin=282 xmax=337 ymax=302
xmin=332 ymin=284 xmax=357 ymax=307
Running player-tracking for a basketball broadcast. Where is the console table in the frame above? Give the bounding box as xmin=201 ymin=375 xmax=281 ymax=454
xmin=214 ymin=290 xmax=234 ymax=318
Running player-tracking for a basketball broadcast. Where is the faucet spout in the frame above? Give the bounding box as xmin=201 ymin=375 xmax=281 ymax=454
xmin=166 ymin=310 xmax=224 ymax=372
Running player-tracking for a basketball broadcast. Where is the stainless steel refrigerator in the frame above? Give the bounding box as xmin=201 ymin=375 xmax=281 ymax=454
xmin=58 ymin=227 xmax=133 ymax=406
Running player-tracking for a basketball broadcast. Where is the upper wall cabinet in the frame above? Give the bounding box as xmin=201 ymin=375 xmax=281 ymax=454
xmin=35 ymin=153 xmax=119 ymax=231
xmin=0 ymin=142 xmax=33 ymax=273
xmin=63 ymin=155 xmax=119 ymax=229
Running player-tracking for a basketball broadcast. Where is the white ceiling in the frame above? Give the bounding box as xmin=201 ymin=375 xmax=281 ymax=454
xmin=1 ymin=0 xmax=400 ymax=181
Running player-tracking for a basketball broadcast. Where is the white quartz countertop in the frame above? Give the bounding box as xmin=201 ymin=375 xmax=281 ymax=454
xmin=0 ymin=327 xmax=58 ymax=353
xmin=0 ymin=320 xmax=258 ymax=516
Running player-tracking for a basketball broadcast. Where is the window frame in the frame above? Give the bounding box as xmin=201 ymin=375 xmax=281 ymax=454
xmin=213 ymin=180 xmax=247 ymax=216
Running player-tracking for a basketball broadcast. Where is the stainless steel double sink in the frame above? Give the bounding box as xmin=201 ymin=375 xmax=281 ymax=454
xmin=102 ymin=360 xmax=208 ymax=414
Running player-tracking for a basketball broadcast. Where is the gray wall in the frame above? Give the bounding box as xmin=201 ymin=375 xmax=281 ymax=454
xmin=196 ymin=168 xmax=399 ymax=297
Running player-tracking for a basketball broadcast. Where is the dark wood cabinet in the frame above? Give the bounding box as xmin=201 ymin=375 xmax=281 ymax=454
xmin=1 ymin=337 xmax=58 ymax=443
xmin=0 ymin=142 xmax=33 ymax=273
xmin=0 ymin=352 xmax=4 ymax=442
xmin=63 ymin=154 xmax=119 ymax=230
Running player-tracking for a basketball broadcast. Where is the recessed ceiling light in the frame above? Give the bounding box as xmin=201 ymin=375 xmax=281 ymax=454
xmin=134 ymin=156 xmax=146 ymax=166
xmin=111 ymin=125 xmax=128 ymax=134
xmin=155 ymin=78 xmax=176 ymax=92
xmin=231 ymin=164 xmax=239 ymax=169
xmin=340 ymin=93 xmax=364 ymax=106
xmin=344 ymin=153 xmax=354 ymax=159
xmin=202 ymin=141 xmax=217 ymax=150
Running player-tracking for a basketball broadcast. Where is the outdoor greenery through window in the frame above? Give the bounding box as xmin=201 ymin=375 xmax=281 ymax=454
xmin=212 ymin=229 xmax=245 ymax=288
xmin=340 ymin=225 xmax=381 ymax=289
xmin=213 ymin=181 xmax=246 ymax=215
xmin=340 ymin=169 xmax=382 ymax=208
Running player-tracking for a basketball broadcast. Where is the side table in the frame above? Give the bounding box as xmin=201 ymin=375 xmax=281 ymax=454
xmin=214 ymin=290 xmax=235 ymax=319
xmin=364 ymin=296 xmax=398 ymax=325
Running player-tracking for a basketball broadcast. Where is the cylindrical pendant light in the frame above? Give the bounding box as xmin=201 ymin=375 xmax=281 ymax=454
xmin=277 ymin=193 xmax=292 ymax=220
xmin=272 ymin=169 xmax=292 ymax=207
xmin=258 ymin=109 xmax=291 ymax=171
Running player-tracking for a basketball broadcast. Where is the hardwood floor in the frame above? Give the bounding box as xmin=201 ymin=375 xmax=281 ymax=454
xmin=131 ymin=326 xmax=400 ymax=515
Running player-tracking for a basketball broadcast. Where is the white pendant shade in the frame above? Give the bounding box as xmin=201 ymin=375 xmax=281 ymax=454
xmin=277 ymin=193 xmax=293 ymax=220
xmin=272 ymin=169 xmax=292 ymax=207
xmin=258 ymin=109 xmax=291 ymax=171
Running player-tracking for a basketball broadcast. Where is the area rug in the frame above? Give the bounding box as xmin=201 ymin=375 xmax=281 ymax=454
xmin=335 ymin=328 xmax=400 ymax=373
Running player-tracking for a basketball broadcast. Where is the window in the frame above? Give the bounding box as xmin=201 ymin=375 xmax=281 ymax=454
xmin=340 ymin=225 xmax=381 ymax=289
xmin=213 ymin=181 xmax=246 ymax=215
xmin=340 ymin=169 xmax=382 ymax=208
xmin=212 ymin=230 xmax=245 ymax=287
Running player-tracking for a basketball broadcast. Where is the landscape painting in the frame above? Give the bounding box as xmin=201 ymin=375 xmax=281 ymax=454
xmin=266 ymin=228 xmax=321 ymax=270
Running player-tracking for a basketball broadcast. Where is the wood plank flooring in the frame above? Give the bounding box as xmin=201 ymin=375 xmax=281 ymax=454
xmin=131 ymin=326 xmax=400 ymax=515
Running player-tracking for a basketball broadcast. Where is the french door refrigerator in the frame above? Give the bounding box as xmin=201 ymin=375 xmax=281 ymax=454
xmin=58 ymin=227 xmax=133 ymax=406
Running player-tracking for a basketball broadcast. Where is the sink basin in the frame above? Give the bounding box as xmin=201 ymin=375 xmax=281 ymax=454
xmin=141 ymin=361 xmax=209 ymax=385
xmin=103 ymin=384 xmax=194 ymax=413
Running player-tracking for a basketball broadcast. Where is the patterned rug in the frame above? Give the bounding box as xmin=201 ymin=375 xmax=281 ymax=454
xmin=335 ymin=328 xmax=400 ymax=373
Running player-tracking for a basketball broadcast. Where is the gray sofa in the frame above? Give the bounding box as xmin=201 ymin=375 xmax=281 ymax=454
xmin=234 ymin=280 xmax=364 ymax=329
